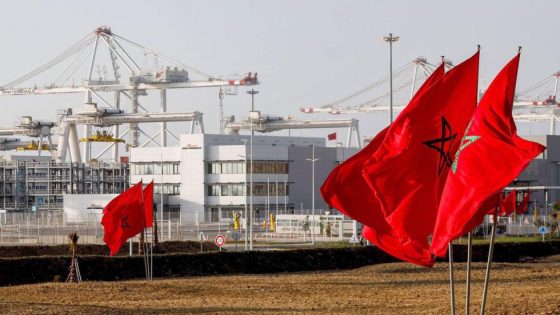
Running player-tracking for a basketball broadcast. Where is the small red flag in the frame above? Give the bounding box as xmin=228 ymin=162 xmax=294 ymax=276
xmin=362 ymin=51 xmax=479 ymax=242
xmin=498 ymin=190 xmax=517 ymax=216
xmin=431 ymin=53 xmax=546 ymax=257
xmin=144 ymin=181 xmax=154 ymax=228
xmin=320 ymin=63 xmax=445 ymax=267
xmin=516 ymin=192 xmax=531 ymax=215
xmin=101 ymin=181 xmax=145 ymax=256
xmin=327 ymin=132 xmax=337 ymax=141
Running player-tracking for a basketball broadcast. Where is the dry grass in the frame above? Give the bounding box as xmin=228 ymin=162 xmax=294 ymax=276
xmin=1 ymin=255 xmax=559 ymax=315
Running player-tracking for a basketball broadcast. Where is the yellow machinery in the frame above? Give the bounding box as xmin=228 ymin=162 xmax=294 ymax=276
xmin=233 ymin=212 xmax=241 ymax=231
xmin=16 ymin=141 xmax=50 ymax=151
xmin=269 ymin=213 xmax=276 ymax=232
xmin=80 ymin=130 xmax=125 ymax=143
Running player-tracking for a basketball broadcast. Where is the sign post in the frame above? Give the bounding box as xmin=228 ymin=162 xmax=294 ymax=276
xmin=539 ymin=225 xmax=548 ymax=242
xmin=215 ymin=234 xmax=225 ymax=251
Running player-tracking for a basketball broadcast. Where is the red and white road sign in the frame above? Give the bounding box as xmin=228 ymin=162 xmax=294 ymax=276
xmin=214 ymin=234 xmax=225 ymax=247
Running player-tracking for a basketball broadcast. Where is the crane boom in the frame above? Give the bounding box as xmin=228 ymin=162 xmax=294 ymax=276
xmin=225 ymin=111 xmax=361 ymax=147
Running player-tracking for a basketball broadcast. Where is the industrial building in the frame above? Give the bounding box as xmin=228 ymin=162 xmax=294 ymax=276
xmin=512 ymin=135 xmax=560 ymax=211
xmin=130 ymin=133 xmax=358 ymax=224
xmin=0 ymin=155 xmax=129 ymax=212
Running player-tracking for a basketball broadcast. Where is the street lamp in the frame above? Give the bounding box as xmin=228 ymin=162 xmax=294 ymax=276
xmin=306 ymin=145 xmax=319 ymax=245
xmin=238 ymin=141 xmax=249 ymax=251
xmin=383 ymin=33 xmax=399 ymax=124
xmin=247 ymin=89 xmax=259 ymax=112
xmin=246 ymin=89 xmax=259 ymax=250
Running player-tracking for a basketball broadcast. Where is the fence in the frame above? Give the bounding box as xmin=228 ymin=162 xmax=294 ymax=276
xmin=1 ymin=211 xmax=550 ymax=246
xmin=0 ymin=211 xmax=185 ymax=245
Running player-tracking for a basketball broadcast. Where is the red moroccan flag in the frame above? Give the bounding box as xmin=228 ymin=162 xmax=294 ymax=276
xmin=516 ymin=192 xmax=531 ymax=215
xmin=320 ymin=63 xmax=445 ymax=267
xmin=498 ymin=190 xmax=517 ymax=216
xmin=431 ymin=53 xmax=546 ymax=257
xmin=327 ymin=132 xmax=337 ymax=141
xmin=361 ymin=51 xmax=479 ymax=242
xmin=101 ymin=181 xmax=145 ymax=256
xmin=144 ymin=181 xmax=154 ymax=228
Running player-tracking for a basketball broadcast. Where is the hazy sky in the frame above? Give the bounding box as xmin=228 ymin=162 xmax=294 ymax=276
xmin=0 ymin=0 xmax=558 ymax=145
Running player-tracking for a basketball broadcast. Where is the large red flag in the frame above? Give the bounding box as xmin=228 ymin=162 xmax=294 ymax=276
xmin=431 ymin=53 xmax=546 ymax=257
xmin=516 ymin=192 xmax=531 ymax=214
xmin=320 ymin=63 xmax=444 ymax=267
xmin=144 ymin=181 xmax=154 ymax=228
xmin=101 ymin=181 xmax=145 ymax=256
xmin=361 ymin=51 xmax=479 ymax=242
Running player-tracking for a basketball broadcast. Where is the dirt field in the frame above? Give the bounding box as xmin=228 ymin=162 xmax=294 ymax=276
xmin=0 ymin=256 xmax=559 ymax=315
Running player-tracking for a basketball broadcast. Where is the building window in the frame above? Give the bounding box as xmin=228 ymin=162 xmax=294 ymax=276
xmin=248 ymin=161 xmax=288 ymax=174
xmin=207 ymin=185 xmax=220 ymax=196
xmin=154 ymin=184 xmax=181 ymax=195
xmin=207 ymin=162 xmax=245 ymax=174
xmin=250 ymin=182 xmax=289 ymax=196
xmin=207 ymin=161 xmax=287 ymax=174
xmin=131 ymin=162 xmax=180 ymax=175
xmin=207 ymin=183 xmax=245 ymax=196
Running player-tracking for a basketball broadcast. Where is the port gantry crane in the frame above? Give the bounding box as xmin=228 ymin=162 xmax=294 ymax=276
xmin=56 ymin=103 xmax=204 ymax=163
xmin=300 ymin=57 xmax=448 ymax=115
xmin=224 ymin=111 xmax=361 ymax=148
xmin=300 ymin=57 xmax=560 ymax=135
xmin=0 ymin=116 xmax=56 ymax=156
xmin=0 ymin=26 xmax=258 ymax=162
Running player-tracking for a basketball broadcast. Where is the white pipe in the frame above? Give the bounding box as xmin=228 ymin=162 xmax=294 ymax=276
xmin=410 ymin=62 xmax=419 ymax=101
xmin=61 ymin=112 xmax=203 ymax=125
xmin=112 ymin=91 xmax=120 ymax=162
xmin=87 ymin=36 xmax=100 ymax=81
xmin=68 ymin=124 xmax=82 ymax=163
xmin=56 ymin=122 xmax=70 ymax=162
xmin=160 ymin=89 xmax=167 ymax=146
xmin=82 ymin=124 xmax=91 ymax=163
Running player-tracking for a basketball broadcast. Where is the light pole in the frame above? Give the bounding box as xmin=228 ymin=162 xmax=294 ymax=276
xmin=247 ymin=89 xmax=259 ymax=112
xmin=383 ymin=33 xmax=399 ymax=124
xmin=238 ymin=141 xmax=249 ymax=251
xmin=246 ymin=89 xmax=258 ymax=250
xmin=306 ymin=145 xmax=319 ymax=245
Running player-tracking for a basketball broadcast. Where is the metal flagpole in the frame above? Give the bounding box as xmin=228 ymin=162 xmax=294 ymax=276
xmin=139 ymin=180 xmax=150 ymax=281
xmin=465 ymin=231 xmax=473 ymax=315
xmin=448 ymin=242 xmax=456 ymax=315
xmin=480 ymin=207 xmax=499 ymax=315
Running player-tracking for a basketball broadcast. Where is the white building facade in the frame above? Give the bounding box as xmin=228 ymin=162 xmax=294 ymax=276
xmin=130 ymin=133 xmax=357 ymax=224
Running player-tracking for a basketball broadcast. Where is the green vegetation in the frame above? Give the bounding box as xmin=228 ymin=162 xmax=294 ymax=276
xmin=457 ymin=235 xmax=540 ymax=245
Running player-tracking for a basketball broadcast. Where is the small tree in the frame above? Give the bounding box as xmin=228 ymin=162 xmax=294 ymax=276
xmin=153 ymin=204 xmax=159 ymax=246
xmin=66 ymin=232 xmax=82 ymax=283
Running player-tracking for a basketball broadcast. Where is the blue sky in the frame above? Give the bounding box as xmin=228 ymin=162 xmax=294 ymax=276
xmin=0 ymin=0 xmax=558 ymax=141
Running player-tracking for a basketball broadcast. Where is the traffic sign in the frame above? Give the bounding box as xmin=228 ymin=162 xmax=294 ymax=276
xmin=349 ymin=234 xmax=360 ymax=244
xmin=539 ymin=226 xmax=548 ymax=235
xmin=215 ymin=234 xmax=225 ymax=247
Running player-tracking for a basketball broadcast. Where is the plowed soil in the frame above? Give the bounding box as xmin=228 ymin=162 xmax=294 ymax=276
xmin=1 ymin=255 xmax=559 ymax=314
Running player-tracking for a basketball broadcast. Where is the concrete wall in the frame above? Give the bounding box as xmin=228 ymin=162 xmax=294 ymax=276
xmin=63 ymin=194 xmax=118 ymax=223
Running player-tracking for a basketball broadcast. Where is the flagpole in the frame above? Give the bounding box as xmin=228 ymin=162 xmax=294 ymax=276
xmin=480 ymin=207 xmax=499 ymax=315
xmin=139 ymin=180 xmax=150 ymax=281
xmin=448 ymin=242 xmax=456 ymax=315
xmin=465 ymin=231 xmax=473 ymax=315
